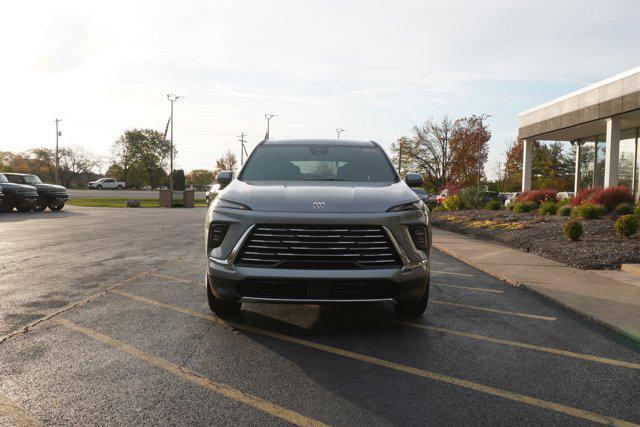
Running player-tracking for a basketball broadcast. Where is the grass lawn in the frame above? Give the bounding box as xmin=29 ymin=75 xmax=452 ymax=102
xmin=67 ymin=197 xmax=208 ymax=208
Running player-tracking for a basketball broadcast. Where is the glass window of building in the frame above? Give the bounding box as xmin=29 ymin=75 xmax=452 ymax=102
xmin=578 ymin=137 xmax=595 ymax=189
xmin=594 ymin=134 xmax=606 ymax=188
xmin=619 ymin=128 xmax=637 ymax=191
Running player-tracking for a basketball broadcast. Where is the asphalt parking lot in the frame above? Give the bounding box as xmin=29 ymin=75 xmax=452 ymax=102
xmin=1 ymin=206 xmax=639 ymax=425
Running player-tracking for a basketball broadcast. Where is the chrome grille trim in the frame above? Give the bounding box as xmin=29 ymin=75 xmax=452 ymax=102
xmin=235 ymin=224 xmax=402 ymax=269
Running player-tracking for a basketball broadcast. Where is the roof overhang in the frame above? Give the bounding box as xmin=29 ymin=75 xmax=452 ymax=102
xmin=518 ymin=66 xmax=640 ymax=141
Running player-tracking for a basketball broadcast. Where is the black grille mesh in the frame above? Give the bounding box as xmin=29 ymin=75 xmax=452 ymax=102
xmin=235 ymin=224 xmax=402 ymax=269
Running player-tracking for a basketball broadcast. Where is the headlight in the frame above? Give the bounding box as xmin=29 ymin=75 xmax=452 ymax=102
xmin=213 ymin=198 xmax=252 ymax=210
xmin=387 ymin=200 xmax=423 ymax=212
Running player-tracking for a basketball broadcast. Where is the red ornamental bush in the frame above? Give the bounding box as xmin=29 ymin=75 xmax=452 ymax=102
xmin=571 ymin=188 xmax=599 ymax=206
xmin=590 ymin=186 xmax=635 ymax=212
xmin=518 ymin=189 xmax=557 ymax=205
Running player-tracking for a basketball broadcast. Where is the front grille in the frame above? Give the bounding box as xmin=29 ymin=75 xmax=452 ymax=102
xmin=235 ymin=224 xmax=402 ymax=269
xmin=238 ymin=279 xmax=398 ymax=300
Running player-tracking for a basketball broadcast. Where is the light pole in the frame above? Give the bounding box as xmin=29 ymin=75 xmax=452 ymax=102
xmin=336 ymin=128 xmax=346 ymax=139
xmin=54 ymin=118 xmax=62 ymax=184
xmin=167 ymin=94 xmax=184 ymax=190
xmin=477 ymin=114 xmax=492 ymax=189
xmin=264 ymin=113 xmax=277 ymax=139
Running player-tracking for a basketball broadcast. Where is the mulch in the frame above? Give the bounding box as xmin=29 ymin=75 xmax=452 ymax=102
xmin=432 ymin=209 xmax=640 ymax=270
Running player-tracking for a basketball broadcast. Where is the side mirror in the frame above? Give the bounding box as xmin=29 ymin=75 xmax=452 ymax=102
xmin=215 ymin=171 xmax=233 ymax=188
xmin=404 ymin=173 xmax=424 ymax=188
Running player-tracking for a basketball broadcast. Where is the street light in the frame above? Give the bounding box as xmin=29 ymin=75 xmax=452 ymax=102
xmin=264 ymin=113 xmax=277 ymax=140
xmin=167 ymin=94 xmax=184 ymax=190
xmin=477 ymin=114 xmax=492 ymax=189
xmin=336 ymin=128 xmax=346 ymax=139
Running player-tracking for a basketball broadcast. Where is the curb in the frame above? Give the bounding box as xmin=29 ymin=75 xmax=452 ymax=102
xmin=432 ymin=240 xmax=640 ymax=345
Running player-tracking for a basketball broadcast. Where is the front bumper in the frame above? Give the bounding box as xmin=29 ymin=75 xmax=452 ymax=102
xmin=206 ymin=208 xmax=430 ymax=303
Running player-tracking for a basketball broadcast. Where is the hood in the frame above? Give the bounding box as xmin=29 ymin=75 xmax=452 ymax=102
xmin=219 ymin=180 xmax=419 ymax=213
xmin=0 ymin=183 xmax=38 ymax=194
xmin=34 ymin=183 xmax=67 ymax=193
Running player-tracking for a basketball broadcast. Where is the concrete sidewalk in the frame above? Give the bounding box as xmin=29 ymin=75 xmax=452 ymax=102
xmin=432 ymin=227 xmax=640 ymax=344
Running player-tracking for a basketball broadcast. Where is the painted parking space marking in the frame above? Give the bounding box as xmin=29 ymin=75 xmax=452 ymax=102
xmin=147 ymin=272 xmax=199 ymax=284
xmin=56 ymin=319 xmax=328 ymax=427
xmin=0 ymin=392 xmax=42 ymax=427
xmin=431 ymin=270 xmax=476 ymax=277
xmin=431 ymin=300 xmax=557 ymax=321
xmin=109 ymin=290 xmax=637 ymax=426
xmin=432 ymin=283 xmax=504 ymax=293
xmin=322 ymin=308 xmax=640 ymax=370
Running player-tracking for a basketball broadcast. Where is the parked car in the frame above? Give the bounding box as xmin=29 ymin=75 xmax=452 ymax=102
xmin=3 ymin=173 xmax=68 ymax=211
xmin=481 ymin=191 xmax=499 ymax=204
xmin=557 ymin=191 xmax=574 ymax=200
xmin=205 ymin=182 xmax=221 ymax=205
xmin=0 ymin=173 xmax=39 ymax=212
xmin=142 ymin=185 xmax=152 ymax=191
xmin=88 ymin=178 xmax=126 ymax=190
xmin=502 ymin=192 xmax=520 ymax=207
xmin=205 ymin=139 xmax=431 ymax=318
xmin=0 ymin=186 xmax=3 ymax=210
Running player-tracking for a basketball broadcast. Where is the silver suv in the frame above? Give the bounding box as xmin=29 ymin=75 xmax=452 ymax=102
xmin=205 ymin=139 xmax=431 ymax=317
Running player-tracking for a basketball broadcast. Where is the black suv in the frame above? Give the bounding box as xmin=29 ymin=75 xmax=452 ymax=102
xmin=0 ymin=173 xmax=39 ymax=212
xmin=2 ymin=173 xmax=68 ymax=211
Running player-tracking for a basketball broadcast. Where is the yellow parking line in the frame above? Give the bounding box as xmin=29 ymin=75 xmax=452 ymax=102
xmin=0 ymin=392 xmax=42 ymax=427
xmin=129 ymin=272 xmax=638 ymax=369
xmin=147 ymin=272 xmax=198 ymax=284
xmin=431 ymin=270 xmax=475 ymax=277
xmin=432 ymin=284 xmax=504 ymax=293
xmin=431 ymin=300 xmax=557 ymax=321
xmin=109 ymin=290 xmax=636 ymax=426
xmin=322 ymin=308 xmax=640 ymax=370
xmin=56 ymin=318 xmax=327 ymax=427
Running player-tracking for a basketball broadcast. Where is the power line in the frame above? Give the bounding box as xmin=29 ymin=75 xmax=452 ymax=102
xmin=238 ymin=132 xmax=248 ymax=165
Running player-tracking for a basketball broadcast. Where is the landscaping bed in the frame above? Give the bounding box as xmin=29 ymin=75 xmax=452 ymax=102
xmin=432 ymin=209 xmax=640 ymax=270
xmin=68 ymin=197 xmax=208 ymax=208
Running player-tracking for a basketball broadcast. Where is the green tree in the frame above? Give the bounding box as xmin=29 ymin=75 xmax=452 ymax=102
xmin=172 ymin=169 xmax=185 ymax=191
xmin=187 ymin=169 xmax=216 ymax=189
xmin=111 ymin=129 xmax=174 ymax=188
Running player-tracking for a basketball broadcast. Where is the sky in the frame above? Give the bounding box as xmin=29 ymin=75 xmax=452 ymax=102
xmin=2 ymin=0 xmax=640 ymax=179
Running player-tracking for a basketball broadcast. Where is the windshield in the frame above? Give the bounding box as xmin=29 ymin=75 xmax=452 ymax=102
xmin=240 ymin=145 xmax=397 ymax=182
xmin=23 ymin=175 xmax=42 ymax=185
xmin=0 ymin=174 xmax=7 ymax=183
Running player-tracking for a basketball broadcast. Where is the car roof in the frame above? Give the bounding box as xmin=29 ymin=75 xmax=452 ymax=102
xmin=2 ymin=172 xmax=31 ymax=176
xmin=261 ymin=139 xmax=377 ymax=147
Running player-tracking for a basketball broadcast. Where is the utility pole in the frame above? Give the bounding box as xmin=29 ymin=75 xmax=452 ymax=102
xmin=167 ymin=94 xmax=184 ymax=190
xmin=54 ymin=118 xmax=62 ymax=184
xmin=398 ymin=139 xmax=403 ymax=174
xmin=336 ymin=128 xmax=346 ymax=139
xmin=264 ymin=113 xmax=277 ymax=140
xmin=238 ymin=132 xmax=248 ymax=165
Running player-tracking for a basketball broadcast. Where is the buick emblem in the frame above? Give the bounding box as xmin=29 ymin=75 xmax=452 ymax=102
xmin=312 ymin=201 xmax=326 ymax=210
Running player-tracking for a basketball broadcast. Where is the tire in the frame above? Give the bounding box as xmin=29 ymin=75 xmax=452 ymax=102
xmin=117 ymin=185 xmax=123 ymax=190
xmin=97 ymin=185 xmax=102 ymax=190
xmin=394 ymin=277 xmax=430 ymax=318
xmin=16 ymin=204 xmax=33 ymax=212
xmin=33 ymin=200 xmax=47 ymax=212
xmin=49 ymin=203 xmax=65 ymax=211
xmin=0 ymin=201 xmax=13 ymax=213
xmin=206 ymin=275 xmax=241 ymax=316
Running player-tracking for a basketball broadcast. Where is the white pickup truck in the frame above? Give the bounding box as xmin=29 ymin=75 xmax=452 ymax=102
xmin=88 ymin=178 xmax=126 ymax=190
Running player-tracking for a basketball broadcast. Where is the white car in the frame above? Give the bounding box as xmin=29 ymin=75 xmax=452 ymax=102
xmin=88 ymin=178 xmax=126 ymax=190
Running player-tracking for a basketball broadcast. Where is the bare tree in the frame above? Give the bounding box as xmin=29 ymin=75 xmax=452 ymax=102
xmin=214 ymin=150 xmax=238 ymax=174
xmin=58 ymin=146 xmax=101 ymax=187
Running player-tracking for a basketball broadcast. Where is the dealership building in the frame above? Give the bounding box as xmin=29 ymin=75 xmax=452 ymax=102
xmin=518 ymin=66 xmax=640 ymax=196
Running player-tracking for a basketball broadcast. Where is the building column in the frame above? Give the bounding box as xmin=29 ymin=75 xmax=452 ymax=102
xmin=604 ymin=117 xmax=620 ymax=188
xmin=521 ymin=139 xmax=532 ymax=192
xmin=573 ymin=141 xmax=581 ymax=193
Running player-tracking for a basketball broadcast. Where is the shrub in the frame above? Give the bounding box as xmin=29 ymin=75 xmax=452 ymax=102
xmin=613 ymin=203 xmax=635 ymax=217
xmin=615 ymin=214 xmax=638 ymax=237
xmin=572 ymin=202 xmax=606 ymax=220
xmin=513 ymin=201 xmax=537 ymax=214
xmin=538 ymin=200 xmax=557 ymax=215
xmin=458 ymin=187 xmax=484 ymax=209
xmin=563 ymin=220 xmax=583 ymax=241
xmin=557 ymin=205 xmax=572 ymax=217
xmin=485 ymin=199 xmax=503 ymax=211
xmin=571 ymin=188 xmax=599 ymax=206
xmin=442 ymin=194 xmax=461 ymax=211
xmin=635 ymin=204 xmax=640 ymax=217
xmin=590 ymin=186 xmax=635 ymax=212
xmin=518 ymin=189 xmax=557 ymax=205
xmin=440 ymin=182 xmax=461 ymax=196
